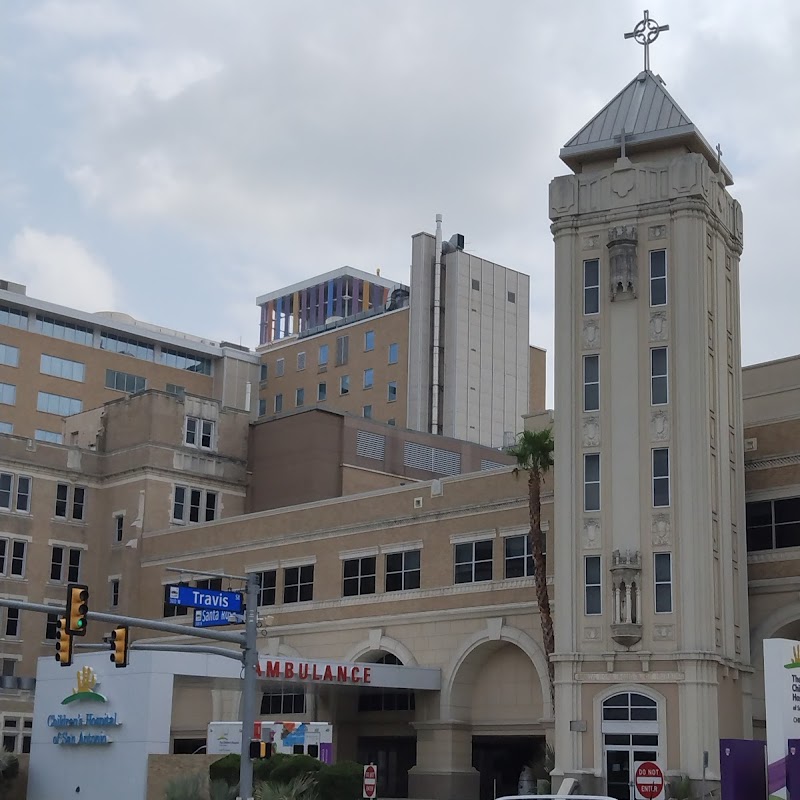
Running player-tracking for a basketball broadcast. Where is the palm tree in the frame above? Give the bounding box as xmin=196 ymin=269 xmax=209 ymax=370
xmin=507 ymin=428 xmax=555 ymax=706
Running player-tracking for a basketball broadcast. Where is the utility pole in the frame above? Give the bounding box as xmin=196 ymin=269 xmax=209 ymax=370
xmin=237 ymin=571 xmax=260 ymax=800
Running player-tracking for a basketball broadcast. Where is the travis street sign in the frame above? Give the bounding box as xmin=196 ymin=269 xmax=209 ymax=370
xmin=168 ymin=585 xmax=244 ymax=613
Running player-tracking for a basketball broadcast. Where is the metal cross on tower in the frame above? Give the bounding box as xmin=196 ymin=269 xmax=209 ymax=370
xmin=715 ymin=142 xmax=723 ymax=173
xmin=624 ymin=9 xmax=669 ymax=71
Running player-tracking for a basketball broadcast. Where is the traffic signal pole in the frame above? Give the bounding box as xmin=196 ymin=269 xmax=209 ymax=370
xmin=238 ymin=571 xmax=260 ymax=800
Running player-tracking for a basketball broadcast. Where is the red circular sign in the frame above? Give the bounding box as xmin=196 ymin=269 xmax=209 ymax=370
xmin=363 ymin=764 xmax=377 ymax=798
xmin=634 ymin=762 xmax=664 ymax=799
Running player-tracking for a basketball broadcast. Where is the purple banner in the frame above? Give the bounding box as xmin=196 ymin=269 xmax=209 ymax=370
xmin=720 ymin=739 xmax=767 ymax=800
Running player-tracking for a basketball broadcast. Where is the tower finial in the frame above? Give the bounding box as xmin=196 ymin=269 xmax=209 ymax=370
xmin=624 ymin=9 xmax=669 ymax=72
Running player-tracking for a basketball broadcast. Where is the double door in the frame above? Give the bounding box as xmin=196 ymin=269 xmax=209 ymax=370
xmin=605 ymin=746 xmax=657 ymax=800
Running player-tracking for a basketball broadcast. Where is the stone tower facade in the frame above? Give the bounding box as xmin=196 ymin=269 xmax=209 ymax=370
xmin=549 ymin=70 xmax=749 ymax=794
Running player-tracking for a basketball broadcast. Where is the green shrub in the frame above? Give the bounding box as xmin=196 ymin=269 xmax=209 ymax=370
xmin=269 ymin=754 xmax=324 ymax=784
xmin=164 ymin=771 xmax=207 ymax=800
xmin=315 ymin=761 xmax=363 ymax=800
xmin=209 ymin=754 xmax=240 ymax=786
xmin=254 ymin=752 xmax=293 ymax=782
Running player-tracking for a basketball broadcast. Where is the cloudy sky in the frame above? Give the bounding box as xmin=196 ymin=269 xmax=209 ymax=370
xmin=1 ymin=1 xmax=796 ymax=403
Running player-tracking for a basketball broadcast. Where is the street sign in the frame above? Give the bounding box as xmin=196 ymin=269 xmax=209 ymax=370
xmin=168 ymin=585 xmax=243 ymax=613
xmin=363 ymin=763 xmax=378 ymax=799
xmin=193 ymin=608 xmax=243 ymax=628
xmin=634 ymin=761 xmax=665 ymax=800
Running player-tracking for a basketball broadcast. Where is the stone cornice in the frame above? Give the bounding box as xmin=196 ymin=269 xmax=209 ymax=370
xmin=745 ymin=453 xmax=800 ymax=472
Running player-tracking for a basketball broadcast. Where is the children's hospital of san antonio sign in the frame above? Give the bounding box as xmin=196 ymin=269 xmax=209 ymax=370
xmin=46 ymin=666 xmax=121 ymax=746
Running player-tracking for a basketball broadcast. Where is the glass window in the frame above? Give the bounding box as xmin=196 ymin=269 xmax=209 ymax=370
xmin=200 ymin=420 xmax=213 ymax=449
xmin=114 ymin=515 xmax=124 ymax=543
xmin=654 ymin=553 xmax=673 ymax=613
xmin=297 ymin=352 xmax=306 ymax=371
xmin=363 ymin=368 xmax=374 ymax=389
xmin=10 ymin=541 xmax=25 ymax=576
xmin=385 ymin=550 xmax=421 ymax=592
xmin=650 ymin=250 xmax=667 ymax=306
xmin=584 ymin=259 xmax=599 ymax=315
xmin=584 ymin=454 xmax=600 ymax=512
xmin=388 ymin=343 xmax=399 ymax=365
xmin=343 ymin=556 xmax=377 ymax=597
xmin=585 ymin=556 xmax=602 ymax=615
xmin=15 ymin=476 xmax=30 ymax=513
xmin=336 ymin=335 xmax=349 ymax=366
xmin=0 ymin=422 xmax=12 ymax=434
xmin=653 ymin=448 xmax=670 ymax=507
xmin=257 ymin=570 xmax=277 ymax=606
xmin=651 ymin=348 xmax=668 ymax=405
xmin=0 ymin=474 xmax=11 ymax=510
xmin=45 ymin=612 xmax=59 ymax=641
xmin=55 ymin=483 xmax=68 ymax=517
xmin=72 ymin=486 xmax=86 ymax=520
xmin=472 ymin=279 xmax=480 ymax=291
xmin=454 ymin=540 xmax=493 ymax=584
xmin=35 ymin=430 xmax=63 ymax=444
xmin=166 ymin=383 xmax=185 ymax=397
xmin=189 ymin=489 xmax=201 ymax=522
xmin=0 ymin=305 xmax=27 ymax=329
xmin=508 ymin=291 xmax=516 ymax=303
xmin=5 ymin=607 xmax=19 ymax=637
xmin=274 ymin=394 xmax=283 ymax=413
xmin=340 ymin=375 xmax=350 ymax=395
xmin=37 ymin=391 xmax=82 ymax=416
xmin=583 ymin=355 xmax=599 ymax=412
xmin=362 ymin=405 xmax=372 ymax=419
xmin=318 ymin=344 xmax=329 ymax=366
xmin=172 ymin=486 xmax=186 ymax=522
xmin=204 ymin=492 xmax=217 ymax=522
xmin=317 ymin=382 xmax=327 ymax=401
xmin=0 ymin=383 xmax=16 ymax=406
xmin=364 ymin=330 xmax=375 ymax=352
xmin=161 ymin=348 xmax=211 ymax=374
xmin=40 ymin=354 xmax=84 ymax=382
xmin=258 ymin=398 xmax=267 ymax=417
xmin=260 ymin=363 xmax=268 ymax=382
xmin=276 ymin=358 xmax=285 ymax=377
xmin=0 ymin=344 xmax=19 ymax=368
xmin=110 ymin=579 xmax=120 ymax=607
xmin=105 ymin=369 xmax=145 ymax=393
xmin=100 ymin=332 xmax=154 ymax=361
xmin=296 ymin=387 xmax=305 ymax=407
xmin=283 ymin=564 xmax=314 ymax=604
xmin=775 ymin=497 xmax=800 ymax=549
xmin=34 ymin=314 xmax=92 ymax=344
xmin=504 ymin=535 xmax=536 ymax=579
xmin=261 ymin=691 xmax=306 ymax=715
xmin=387 ymin=381 xmax=397 ymax=402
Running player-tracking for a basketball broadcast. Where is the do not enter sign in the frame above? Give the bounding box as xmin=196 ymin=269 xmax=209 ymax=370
xmin=363 ymin=763 xmax=378 ymax=799
xmin=634 ymin=761 xmax=665 ymax=800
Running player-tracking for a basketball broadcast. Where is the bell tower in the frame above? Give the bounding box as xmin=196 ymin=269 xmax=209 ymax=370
xmin=548 ymin=15 xmax=749 ymax=794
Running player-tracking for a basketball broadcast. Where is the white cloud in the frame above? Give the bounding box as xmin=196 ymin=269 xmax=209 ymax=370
xmin=5 ymin=228 xmax=118 ymax=312
xmin=23 ymin=0 xmax=138 ymax=39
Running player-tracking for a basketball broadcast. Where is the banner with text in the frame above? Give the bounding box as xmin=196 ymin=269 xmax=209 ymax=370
xmin=764 ymin=638 xmax=800 ymax=799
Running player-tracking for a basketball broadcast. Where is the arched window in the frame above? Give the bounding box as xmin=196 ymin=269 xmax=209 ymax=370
xmin=357 ymin=653 xmax=416 ymax=712
xmin=602 ymin=692 xmax=657 ymax=723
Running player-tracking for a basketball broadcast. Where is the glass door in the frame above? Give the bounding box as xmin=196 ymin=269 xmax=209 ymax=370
xmin=605 ymin=749 xmax=631 ymax=800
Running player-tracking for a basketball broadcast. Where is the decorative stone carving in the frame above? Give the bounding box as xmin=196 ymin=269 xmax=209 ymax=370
xmin=654 ymin=625 xmax=674 ymax=641
xmin=651 ymin=410 xmax=670 ymax=441
xmin=607 ymin=226 xmax=638 ymax=300
xmin=583 ymin=320 xmax=601 ymax=349
xmin=651 ymin=514 xmax=671 ymax=546
xmin=583 ymin=518 xmax=601 ymax=550
xmin=583 ymin=235 xmax=600 ymax=251
xmin=610 ymin=550 xmax=643 ymax=647
xmin=550 ymin=177 xmax=576 ymax=214
xmin=582 ymin=417 xmax=600 ymax=448
xmin=672 ymin=156 xmax=700 ymax=194
xmin=649 ymin=225 xmax=666 ymax=240
xmin=611 ymin=162 xmax=636 ymax=199
xmin=649 ymin=311 xmax=668 ymax=341
xmin=583 ymin=627 xmax=601 ymax=641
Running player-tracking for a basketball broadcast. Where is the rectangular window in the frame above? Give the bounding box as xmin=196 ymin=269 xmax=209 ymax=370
xmin=0 ymin=383 xmax=16 ymax=406
xmin=317 ymin=382 xmax=327 ymax=401
xmin=37 ymin=391 xmax=82 ymax=416
xmin=318 ymin=344 xmax=329 ymax=367
xmin=364 ymin=330 xmax=375 ymax=352
xmin=650 ymin=250 xmax=667 ymax=306
xmin=100 ymin=332 xmax=154 ymax=361
xmin=5 ymin=607 xmax=19 ymax=637
xmin=454 ymin=540 xmax=493 ymax=584
xmin=34 ymin=314 xmax=92 ymax=344
xmin=387 ymin=381 xmax=397 ymax=402
xmin=105 ymin=369 xmax=145 ymax=393
xmin=746 ymin=498 xmax=800 ymax=551
xmin=283 ymin=564 xmax=314 ymax=603
xmin=0 ymin=474 xmax=10 ymax=509
xmin=72 ymin=486 xmax=86 ymax=521
xmin=172 ymin=486 xmax=185 ymax=522
xmin=363 ymin=368 xmax=374 ymax=389
xmin=296 ymin=387 xmax=305 ymax=407
xmin=0 ymin=422 xmax=12 ymax=434
xmin=114 ymin=514 xmax=124 ymax=543
xmin=161 ymin=348 xmax=211 ymax=374
xmin=388 ymin=342 xmax=399 ymax=364
xmin=0 ymin=344 xmax=19 ymax=368
xmin=204 ymin=492 xmax=217 ymax=522
xmin=257 ymin=570 xmax=277 ymax=606
xmin=261 ymin=691 xmax=306 ymax=716
xmin=297 ymin=351 xmax=306 ymax=371
xmin=189 ymin=489 xmax=201 ymax=522
xmin=0 ymin=305 xmax=27 ymax=329
xmin=258 ymin=398 xmax=267 ymax=417
xmin=45 ymin=612 xmax=59 ymax=641
xmin=10 ymin=541 xmax=25 ymax=576
xmin=385 ymin=550 xmax=421 ymax=592
xmin=336 ymin=335 xmax=349 ymax=366
xmin=110 ymin=579 xmax=120 ymax=607
xmin=651 ymin=348 xmax=668 ymax=405
xmin=504 ymin=535 xmax=535 ymax=579
xmin=40 ymin=354 xmax=85 ymax=382
xmin=274 ymin=394 xmax=283 ymax=413
xmin=585 ymin=556 xmax=602 ymax=615
xmin=200 ymin=420 xmax=213 ymax=449
xmin=508 ymin=291 xmax=516 ymax=303
xmin=584 ymin=259 xmax=599 ymax=315
xmin=165 ymin=383 xmax=185 ymax=397
xmin=35 ymin=429 xmax=63 ymax=444
xmin=340 ymin=375 xmax=350 ymax=395
xmin=16 ymin=476 xmax=31 ymax=513
xmin=653 ymin=448 xmax=670 ymax=507
xmin=343 ymin=556 xmax=377 ymax=597
xmin=55 ymin=483 xmax=68 ymax=517
xmin=52 ymin=546 xmax=81 ymax=582
xmin=362 ymin=405 xmax=372 ymax=419
xmin=472 ymin=278 xmax=480 ymax=291
xmin=583 ymin=355 xmax=599 ymax=412
xmin=0 ymin=539 xmax=5 ymax=573
xmin=276 ymin=358 xmax=285 ymax=377
xmin=172 ymin=486 xmax=217 ymax=524
xmin=260 ymin=363 xmax=268 ymax=382
xmin=654 ymin=553 xmax=673 ymax=613
xmin=185 ymin=417 xmax=214 ymax=449
xmin=584 ymin=453 xmax=600 ymax=512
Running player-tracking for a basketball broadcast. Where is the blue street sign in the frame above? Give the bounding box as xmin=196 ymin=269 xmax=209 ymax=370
xmin=167 ymin=585 xmax=244 ymax=613
xmin=193 ymin=608 xmax=243 ymax=628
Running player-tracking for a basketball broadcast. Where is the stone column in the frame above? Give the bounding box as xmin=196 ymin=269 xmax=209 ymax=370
xmin=408 ymin=721 xmax=479 ymax=800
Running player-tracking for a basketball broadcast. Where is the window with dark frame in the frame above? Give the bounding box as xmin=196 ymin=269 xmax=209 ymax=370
xmin=343 ymin=556 xmax=376 ymax=597
xmin=584 ymin=259 xmax=599 ymax=315
xmin=583 ymin=355 xmax=599 ymax=412
xmin=454 ymin=540 xmax=493 ymax=584
xmin=283 ymin=564 xmax=314 ymax=604
xmin=650 ymin=250 xmax=667 ymax=306
xmin=258 ymin=570 xmax=277 ymax=606
xmin=654 ymin=553 xmax=673 ymax=613
xmin=585 ymin=555 xmax=602 ymax=615
xmin=746 ymin=498 xmax=800 ymax=551
xmin=385 ymin=550 xmax=420 ymax=592
xmin=652 ymin=448 xmax=670 ymax=507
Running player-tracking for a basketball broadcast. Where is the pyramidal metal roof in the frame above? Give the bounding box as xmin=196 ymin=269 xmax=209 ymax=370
xmin=559 ymin=70 xmax=732 ymax=184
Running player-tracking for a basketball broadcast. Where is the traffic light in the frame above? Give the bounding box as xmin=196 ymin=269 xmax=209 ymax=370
xmin=249 ymin=740 xmax=271 ymax=759
xmin=55 ymin=617 xmax=72 ymax=667
xmin=66 ymin=583 xmax=89 ymax=636
xmin=109 ymin=626 xmax=129 ymax=668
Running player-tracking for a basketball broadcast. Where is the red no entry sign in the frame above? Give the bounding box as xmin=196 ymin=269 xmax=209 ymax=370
xmin=363 ymin=763 xmax=378 ymax=799
xmin=634 ymin=761 xmax=665 ymax=800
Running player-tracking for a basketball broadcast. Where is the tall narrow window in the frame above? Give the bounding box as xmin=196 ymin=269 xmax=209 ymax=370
xmin=274 ymin=394 xmax=283 ymax=413
xmin=387 ymin=381 xmax=397 ymax=402
xmin=72 ymin=486 xmax=86 ymax=521
xmin=653 ymin=448 xmax=670 ymax=507
xmin=388 ymin=343 xmax=399 ymax=364
xmin=363 ymin=368 xmax=374 ymax=389
xmin=650 ymin=250 xmax=667 ymax=306
xmin=275 ymin=358 xmax=285 ymax=377
xmin=0 ymin=474 xmax=10 ymax=510
xmin=584 ymin=453 xmax=600 ymax=512
xmin=318 ymin=344 xmax=329 ymax=367
xmin=654 ymin=553 xmax=673 ymax=613
xmin=651 ymin=347 xmax=668 ymax=405
xmin=364 ymin=330 xmax=375 ymax=352
xmin=336 ymin=335 xmax=349 ymax=366
xmin=4 ymin=608 xmax=19 ymax=637
xmin=114 ymin=515 xmax=124 ymax=543
xmin=340 ymin=375 xmax=350 ymax=395
xmin=584 ymin=259 xmax=599 ymax=315
xmin=55 ymin=484 xmax=68 ymax=518
xmin=585 ymin=555 xmax=602 ymax=615
xmin=317 ymin=382 xmax=327 ymax=401
xmin=16 ymin=476 xmax=31 ymax=513
xmin=110 ymin=579 xmax=120 ymax=607
xmin=583 ymin=355 xmax=599 ymax=412
xmin=295 ymin=387 xmax=305 ymax=407
xmin=297 ymin=352 xmax=306 ymax=371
